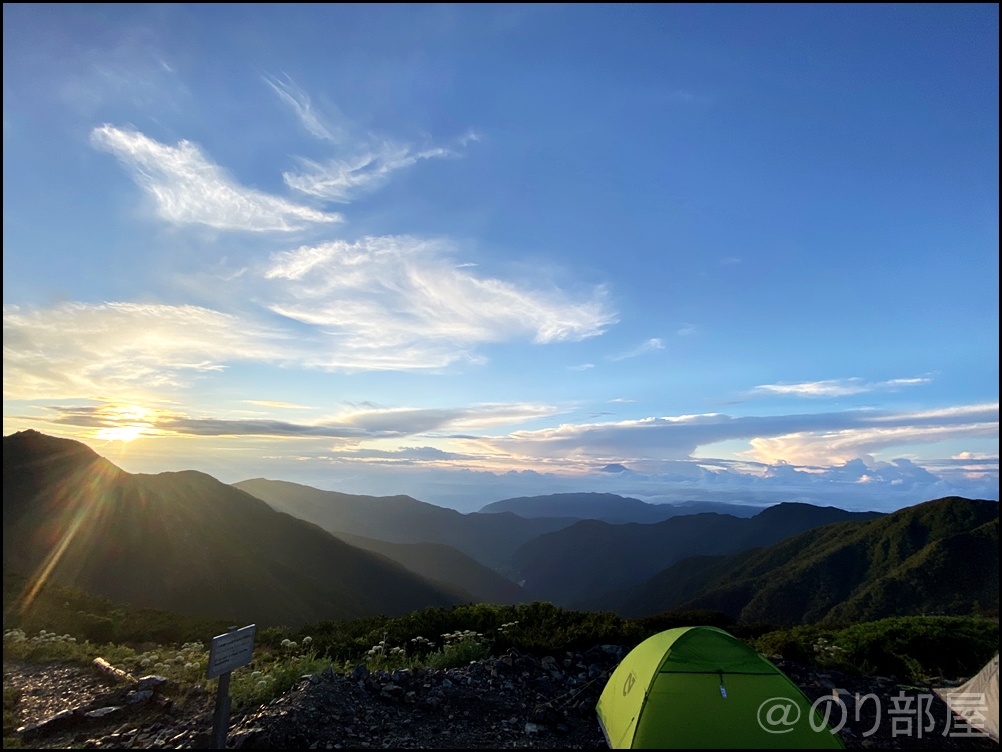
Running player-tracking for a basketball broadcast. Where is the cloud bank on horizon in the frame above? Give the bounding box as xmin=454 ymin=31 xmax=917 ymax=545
xmin=2 ymin=5 xmax=998 ymax=511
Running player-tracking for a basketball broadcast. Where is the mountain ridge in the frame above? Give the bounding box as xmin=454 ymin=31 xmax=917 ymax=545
xmin=234 ymin=478 xmax=579 ymax=570
xmin=3 ymin=430 xmax=464 ymax=627
xmin=330 ymin=532 xmax=531 ymax=605
xmin=478 ymin=492 xmax=763 ymax=523
xmin=604 ymin=496 xmax=999 ymax=623
xmin=512 ymin=502 xmax=884 ymax=606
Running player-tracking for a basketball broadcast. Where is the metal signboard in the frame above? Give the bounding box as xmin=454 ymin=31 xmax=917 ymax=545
xmin=206 ymin=624 xmax=256 ymax=679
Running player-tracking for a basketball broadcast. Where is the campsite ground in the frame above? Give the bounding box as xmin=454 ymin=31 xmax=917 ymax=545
xmin=6 ymin=653 xmax=999 ymax=749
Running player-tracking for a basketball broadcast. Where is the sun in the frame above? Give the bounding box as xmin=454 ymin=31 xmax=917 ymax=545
xmin=92 ymin=404 xmax=158 ymax=442
xmin=95 ymin=425 xmax=146 ymax=442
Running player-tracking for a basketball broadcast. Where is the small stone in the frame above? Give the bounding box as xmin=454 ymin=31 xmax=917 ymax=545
xmin=126 ymin=689 xmax=153 ymax=705
xmin=135 ymin=675 xmax=168 ymax=691
xmin=380 ymin=684 xmax=404 ymax=702
xmin=85 ymin=706 xmax=123 ymax=719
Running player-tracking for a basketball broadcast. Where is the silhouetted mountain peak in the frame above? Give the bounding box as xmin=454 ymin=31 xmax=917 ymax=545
xmin=4 ymin=429 xmax=99 ymax=466
xmin=4 ymin=432 xmax=465 ymax=626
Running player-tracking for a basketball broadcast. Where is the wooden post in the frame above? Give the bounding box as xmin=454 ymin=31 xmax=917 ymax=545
xmin=212 ymin=626 xmax=238 ymax=750
xmin=212 ymin=669 xmax=232 ymax=749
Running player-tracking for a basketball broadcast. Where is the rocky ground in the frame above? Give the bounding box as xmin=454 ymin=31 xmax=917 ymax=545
xmin=5 ymin=649 xmax=998 ymax=749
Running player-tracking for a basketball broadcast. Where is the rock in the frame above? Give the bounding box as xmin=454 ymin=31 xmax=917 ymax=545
xmin=85 ymin=706 xmax=123 ymax=719
xmin=379 ymin=684 xmax=404 ymax=702
xmin=18 ymin=708 xmax=79 ymax=736
xmin=135 ymin=675 xmax=168 ymax=691
xmin=190 ymin=731 xmax=214 ymax=749
xmin=230 ymin=728 xmax=272 ymax=749
xmin=524 ymin=722 xmax=543 ymax=734
xmin=351 ymin=665 xmax=370 ymax=682
xmin=126 ymin=689 xmax=154 ymax=705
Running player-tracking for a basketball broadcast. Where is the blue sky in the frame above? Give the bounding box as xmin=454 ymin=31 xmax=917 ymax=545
xmin=3 ymin=5 xmax=998 ymax=511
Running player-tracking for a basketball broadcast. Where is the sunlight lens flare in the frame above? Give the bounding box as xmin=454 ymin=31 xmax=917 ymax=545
xmin=92 ymin=404 xmax=159 ymax=442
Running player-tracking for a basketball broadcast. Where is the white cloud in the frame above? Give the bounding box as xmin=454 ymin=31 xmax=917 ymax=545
xmin=753 ymin=376 xmax=932 ymax=398
xmin=91 ymin=125 xmax=341 ymax=231
xmin=263 ymin=236 xmax=616 ymax=370
xmin=462 ymin=403 xmax=999 ymax=469
xmin=2 ymin=302 xmax=285 ymax=400
xmin=283 ymin=143 xmax=454 ymax=203
xmin=609 ymin=338 xmax=665 ymax=361
xmin=743 ymin=423 xmax=999 ymax=466
xmin=263 ymin=74 xmax=340 ymax=142
xmin=567 ymin=363 xmax=595 ymax=371
xmin=264 ymin=74 xmax=467 ymax=203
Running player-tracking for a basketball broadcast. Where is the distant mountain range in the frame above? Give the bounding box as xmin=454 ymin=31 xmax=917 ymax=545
xmin=600 ymin=496 xmax=999 ymax=624
xmin=3 ymin=431 xmax=462 ymax=626
xmin=7 ymin=431 xmax=994 ymax=632
xmin=512 ymin=503 xmax=884 ymax=606
xmin=234 ymin=478 xmax=577 ymax=570
xmin=330 ymin=532 xmax=531 ymax=605
xmin=478 ymin=492 xmax=763 ymax=523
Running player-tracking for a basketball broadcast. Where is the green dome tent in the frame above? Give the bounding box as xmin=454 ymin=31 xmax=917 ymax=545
xmin=596 ymin=627 xmax=843 ymax=749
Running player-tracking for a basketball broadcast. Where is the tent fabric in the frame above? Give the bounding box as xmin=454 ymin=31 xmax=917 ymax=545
xmin=935 ymin=654 xmax=999 ymax=741
xmin=596 ymin=626 xmax=843 ymax=749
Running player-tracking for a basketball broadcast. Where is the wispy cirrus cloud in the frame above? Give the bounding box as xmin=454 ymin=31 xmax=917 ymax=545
xmin=2 ymin=233 xmax=616 ymax=394
xmin=609 ymin=338 xmax=665 ymax=361
xmin=752 ymin=376 xmax=931 ymax=398
xmin=263 ymin=74 xmax=341 ymax=142
xmin=265 ymin=74 xmax=473 ymax=203
xmin=284 ymin=144 xmax=456 ymax=203
xmin=91 ymin=125 xmax=341 ymax=231
xmin=2 ymin=302 xmax=285 ymax=400
xmin=264 ymin=235 xmax=616 ymax=370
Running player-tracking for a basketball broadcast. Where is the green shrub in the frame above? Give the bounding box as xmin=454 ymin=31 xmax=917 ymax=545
xmin=228 ymin=649 xmax=331 ymax=708
xmin=3 ymin=685 xmax=21 ymax=737
xmin=4 ymin=573 xmax=232 ymax=647
xmin=425 ymin=630 xmax=492 ymax=669
xmin=752 ymin=616 xmax=999 ymax=682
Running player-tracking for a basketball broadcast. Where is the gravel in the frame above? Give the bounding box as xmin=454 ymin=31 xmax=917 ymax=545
xmin=5 ymin=649 xmax=998 ymax=749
